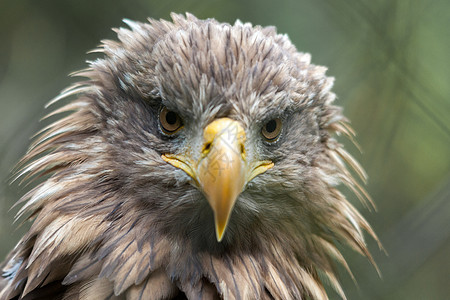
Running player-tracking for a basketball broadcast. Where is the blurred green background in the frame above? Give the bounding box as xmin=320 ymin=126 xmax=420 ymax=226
xmin=0 ymin=0 xmax=449 ymax=299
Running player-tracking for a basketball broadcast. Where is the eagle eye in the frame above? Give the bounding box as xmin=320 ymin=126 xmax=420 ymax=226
xmin=261 ymin=118 xmax=282 ymax=142
xmin=159 ymin=106 xmax=183 ymax=135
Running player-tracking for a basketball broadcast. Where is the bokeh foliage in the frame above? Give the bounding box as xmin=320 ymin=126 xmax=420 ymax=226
xmin=0 ymin=0 xmax=449 ymax=299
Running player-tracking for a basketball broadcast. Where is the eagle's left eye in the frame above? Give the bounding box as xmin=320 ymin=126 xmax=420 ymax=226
xmin=261 ymin=118 xmax=282 ymax=142
xmin=159 ymin=106 xmax=183 ymax=135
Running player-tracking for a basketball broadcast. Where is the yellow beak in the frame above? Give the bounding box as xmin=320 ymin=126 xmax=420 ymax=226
xmin=162 ymin=118 xmax=273 ymax=242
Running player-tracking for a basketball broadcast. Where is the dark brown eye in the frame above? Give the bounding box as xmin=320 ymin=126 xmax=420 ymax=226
xmin=159 ymin=106 xmax=183 ymax=134
xmin=261 ymin=118 xmax=282 ymax=142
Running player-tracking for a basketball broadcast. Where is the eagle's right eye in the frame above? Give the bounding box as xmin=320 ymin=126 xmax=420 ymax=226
xmin=159 ymin=106 xmax=183 ymax=135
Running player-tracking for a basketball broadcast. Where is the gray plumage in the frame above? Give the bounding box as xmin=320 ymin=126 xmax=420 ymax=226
xmin=0 ymin=13 xmax=379 ymax=300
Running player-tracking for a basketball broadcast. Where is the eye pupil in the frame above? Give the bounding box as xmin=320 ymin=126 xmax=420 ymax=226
xmin=265 ymin=120 xmax=277 ymax=133
xmin=165 ymin=111 xmax=178 ymax=125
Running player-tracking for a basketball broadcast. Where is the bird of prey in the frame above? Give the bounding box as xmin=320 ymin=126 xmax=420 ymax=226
xmin=0 ymin=13 xmax=379 ymax=300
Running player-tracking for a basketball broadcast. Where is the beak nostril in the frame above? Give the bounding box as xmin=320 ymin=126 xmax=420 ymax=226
xmin=203 ymin=142 xmax=212 ymax=154
xmin=240 ymin=143 xmax=245 ymax=158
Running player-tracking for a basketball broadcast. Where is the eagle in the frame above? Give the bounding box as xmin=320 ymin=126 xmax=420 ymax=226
xmin=0 ymin=13 xmax=379 ymax=300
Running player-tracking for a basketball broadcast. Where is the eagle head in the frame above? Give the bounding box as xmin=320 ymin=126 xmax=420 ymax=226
xmin=1 ymin=13 xmax=379 ymax=300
